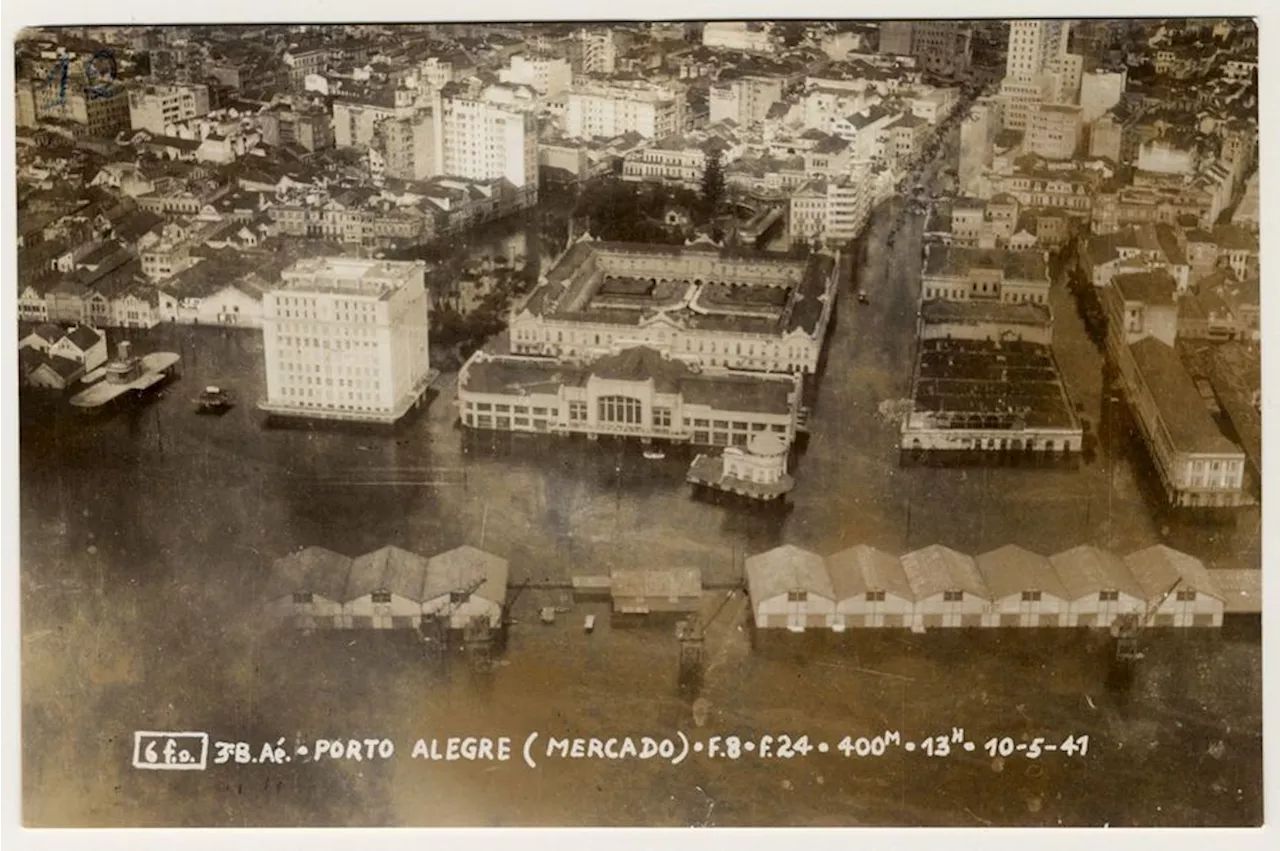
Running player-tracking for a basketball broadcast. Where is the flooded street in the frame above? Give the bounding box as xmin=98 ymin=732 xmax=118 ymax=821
xmin=18 ymin=197 xmax=1261 ymax=827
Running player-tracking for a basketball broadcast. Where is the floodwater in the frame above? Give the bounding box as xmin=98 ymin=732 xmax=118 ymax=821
xmin=18 ymin=196 xmax=1262 ymax=827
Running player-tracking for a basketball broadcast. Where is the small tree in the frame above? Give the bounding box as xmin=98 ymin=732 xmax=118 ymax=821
xmin=699 ymin=148 xmax=725 ymax=221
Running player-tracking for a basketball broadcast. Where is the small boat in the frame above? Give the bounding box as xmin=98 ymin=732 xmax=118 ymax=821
xmin=642 ymin=448 xmax=666 ymax=461
xmin=194 ymin=385 xmax=234 ymax=414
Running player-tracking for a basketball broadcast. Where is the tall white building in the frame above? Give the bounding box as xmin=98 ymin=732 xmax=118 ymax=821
xmin=1005 ymin=20 xmax=1070 ymax=79
xmin=1079 ymin=69 xmax=1127 ymax=125
xmin=564 ymin=81 xmax=685 ymax=140
xmin=709 ymin=76 xmax=784 ymax=128
xmin=577 ymin=29 xmax=617 ymax=74
xmin=999 ymin=19 xmax=1082 ymax=130
xmin=128 ymin=83 xmax=211 ymax=134
xmin=432 ymin=90 xmax=538 ymax=191
xmin=499 ymin=54 xmax=572 ymax=97
xmin=260 ymin=257 xmax=432 ymax=424
xmin=959 ymin=96 xmax=1002 ymax=194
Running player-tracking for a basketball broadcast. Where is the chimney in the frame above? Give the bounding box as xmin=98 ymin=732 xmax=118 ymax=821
xmin=117 ymin=340 xmax=132 ymax=362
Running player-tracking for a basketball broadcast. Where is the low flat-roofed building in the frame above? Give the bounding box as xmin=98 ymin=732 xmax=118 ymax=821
xmin=609 ymin=567 xmax=702 ymax=616
xmin=509 ymin=239 xmax=840 ymax=375
xmin=1123 ymin=545 xmax=1224 ymax=627
xmin=457 ymin=345 xmax=802 ymax=450
xmin=825 ymin=545 xmax=914 ymax=630
xmin=921 ymin=244 xmax=1050 ymax=306
xmin=1112 ymin=336 xmax=1250 ymax=508
xmin=264 ymin=546 xmax=352 ymax=629
xmin=745 ymin=545 xmax=835 ymax=631
xmin=976 ymin=545 xmax=1069 ymax=627
xmin=900 ymin=544 xmax=990 ymax=630
xmin=902 ymin=338 xmax=1083 ymax=456
xmin=1048 ymin=545 xmax=1146 ymax=628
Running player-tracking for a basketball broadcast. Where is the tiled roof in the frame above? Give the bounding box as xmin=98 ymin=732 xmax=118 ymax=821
xmin=424 ymin=546 xmax=509 ymax=605
xmin=1124 ymin=545 xmax=1222 ymax=601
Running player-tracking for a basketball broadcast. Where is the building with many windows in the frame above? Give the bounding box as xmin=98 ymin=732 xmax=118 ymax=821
xmin=877 ymin=21 xmax=973 ymax=76
xmin=920 ymin=244 xmax=1051 ymax=306
xmin=709 ymin=76 xmax=785 ymax=128
xmin=127 ymin=83 xmax=211 ymax=135
xmin=508 ymin=239 xmax=840 ymax=375
xmin=259 ymin=257 xmax=432 ymax=424
xmin=564 ymin=81 xmax=685 ymax=141
xmin=456 ymin=345 xmax=803 ymax=449
xmin=788 ymin=170 xmax=875 ymax=246
xmin=434 ymin=89 xmax=538 ymax=193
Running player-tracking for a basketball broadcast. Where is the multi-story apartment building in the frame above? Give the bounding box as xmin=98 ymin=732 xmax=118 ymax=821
xmin=882 ymin=114 xmax=931 ymax=168
xmin=434 ymin=91 xmax=538 ymax=192
xmin=920 ymin=245 xmax=1051 ymax=306
xmin=257 ymin=106 xmax=335 ymax=152
xmin=1026 ymin=103 xmax=1082 ymax=160
xmin=127 ymin=83 xmax=211 ymax=134
xmin=788 ymin=171 xmax=875 ymax=246
xmin=499 ymin=54 xmax=572 ymax=97
xmin=710 ymin=76 xmax=785 ymax=128
xmin=576 ymin=29 xmax=617 ymax=75
xmin=371 ymin=110 xmax=436 ymax=182
xmin=260 ymin=257 xmax=432 ymax=425
xmin=958 ymin=97 xmax=1002 ymax=195
xmin=283 ymin=46 xmax=330 ymax=90
xmin=1102 ymin=276 xmax=1250 ymax=509
xmin=333 ymin=87 xmax=417 ymax=148
xmin=509 ymin=240 xmax=840 ymax=375
xmin=878 ymin=21 xmax=973 ymax=76
xmin=418 ymin=53 xmax=477 ymax=92
xmin=999 ymin=20 xmax=1081 ymax=129
xmin=564 ymin=81 xmax=685 ymax=140
xmin=457 ymin=346 xmax=804 ymax=450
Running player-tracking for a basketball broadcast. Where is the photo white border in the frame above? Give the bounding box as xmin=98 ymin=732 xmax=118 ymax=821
xmin=1 ymin=1 xmax=1274 ymax=849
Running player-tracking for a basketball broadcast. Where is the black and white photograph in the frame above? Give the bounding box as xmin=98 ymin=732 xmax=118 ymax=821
xmin=3 ymin=3 xmax=1270 ymax=839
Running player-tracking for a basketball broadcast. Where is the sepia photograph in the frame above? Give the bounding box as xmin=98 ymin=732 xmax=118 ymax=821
xmin=4 ymin=4 xmax=1268 ymax=837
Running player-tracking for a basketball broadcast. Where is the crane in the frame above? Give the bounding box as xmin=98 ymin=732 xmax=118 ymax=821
xmin=1112 ymin=577 xmax=1183 ymax=663
xmin=419 ymin=575 xmax=488 ymax=668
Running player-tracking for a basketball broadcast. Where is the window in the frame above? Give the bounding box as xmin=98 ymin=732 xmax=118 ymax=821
xmin=476 ymin=402 xmax=492 ymax=412
xmin=1175 ymin=590 xmax=1197 ymax=602
xmin=371 ymin=591 xmax=392 ymax=604
xmin=942 ymin=590 xmax=963 ymax=602
xmin=865 ymin=590 xmax=886 ymax=602
xmin=1098 ymin=590 xmax=1119 ymax=602
xmin=786 ymin=590 xmax=807 ymax=603
xmin=1021 ymin=590 xmax=1042 ymax=602
xmin=569 ymin=401 xmax=587 ymax=421
xmin=653 ymin=407 xmax=672 ymax=428
xmin=598 ymin=395 xmax=642 ymax=425
xmin=292 ymin=591 xmax=313 ymax=604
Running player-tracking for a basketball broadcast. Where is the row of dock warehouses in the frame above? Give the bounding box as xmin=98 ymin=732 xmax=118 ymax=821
xmin=264 ymin=542 xmax=1260 ymax=636
xmin=264 ymin=545 xmax=509 ymax=630
xmin=744 ymin=543 xmax=1261 ymax=632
